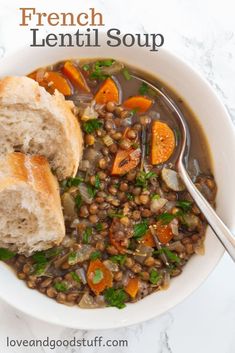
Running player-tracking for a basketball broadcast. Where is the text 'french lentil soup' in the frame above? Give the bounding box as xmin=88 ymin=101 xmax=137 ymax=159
xmin=2 ymin=59 xmax=216 ymax=309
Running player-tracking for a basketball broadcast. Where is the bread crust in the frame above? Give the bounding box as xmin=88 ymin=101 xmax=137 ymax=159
xmin=0 ymin=152 xmax=65 ymax=254
xmin=0 ymin=76 xmax=83 ymax=180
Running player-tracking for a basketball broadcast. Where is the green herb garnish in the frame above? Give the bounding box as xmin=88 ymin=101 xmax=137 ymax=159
xmin=70 ymin=271 xmax=81 ymax=283
xmin=157 ymin=212 xmax=175 ymax=225
xmin=136 ymin=171 xmax=157 ymax=188
xmin=90 ymin=59 xmax=115 ymax=80
xmin=33 ymin=262 xmax=48 ymax=276
xmin=0 ymin=248 xmax=16 ymax=261
xmin=92 ymin=269 xmax=104 ymax=284
xmin=83 ymin=119 xmax=103 ymax=134
xmin=75 ymin=194 xmax=83 ymax=209
xmin=82 ymin=64 xmax=90 ymax=71
xmin=87 ymin=184 xmax=97 ymax=198
xmin=68 ymin=251 xmax=78 ymax=265
xmin=104 ymin=288 xmax=127 ymax=309
xmin=149 ymin=269 xmax=161 ymax=284
xmin=110 ymin=254 xmax=127 ymax=266
xmin=151 ymin=194 xmax=160 ymax=200
xmin=54 ymin=282 xmax=69 ymax=292
xmin=63 ymin=176 xmax=84 ymax=188
xmin=139 ymin=82 xmax=149 ymax=95
xmin=154 ymin=247 xmax=180 ymax=264
xmin=94 ymin=175 xmax=101 ymax=189
xmin=82 ymin=227 xmax=93 ymax=244
xmin=127 ymin=193 xmax=134 ymax=201
xmin=122 ymin=67 xmax=131 ymax=80
xmin=176 ymin=200 xmax=192 ymax=213
xmin=96 ymin=223 xmax=103 ymax=232
xmin=133 ymin=220 xmax=148 ymax=239
xmin=90 ymin=251 xmax=102 ymax=261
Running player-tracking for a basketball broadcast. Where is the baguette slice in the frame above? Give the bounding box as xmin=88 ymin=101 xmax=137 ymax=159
xmin=0 ymin=152 xmax=65 ymax=255
xmin=0 ymin=76 xmax=83 ymax=180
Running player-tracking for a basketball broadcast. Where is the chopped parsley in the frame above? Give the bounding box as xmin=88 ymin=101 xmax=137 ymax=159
xmin=62 ymin=176 xmax=84 ymax=188
xmin=133 ymin=220 xmax=148 ymax=239
xmin=94 ymin=175 xmax=101 ymax=189
xmin=87 ymin=184 xmax=97 ymax=198
xmin=136 ymin=171 xmax=157 ymax=188
xmin=82 ymin=227 xmax=93 ymax=244
xmin=33 ymin=262 xmax=48 ymax=276
xmin=110 ymin=254 xmax=127 ymax=266
xmin=157 ymin=212 xmax=175 ymax=225
xmin=90 ymin=251 xmax=102 ymax=261
xmin=104 ymin=288 xmax=127 ymax=309
xmin=68 ymin=251 xmax=78 ymax=265
xmin=90 ymin=59 xmax=115 ymax=80
xmin=70 ymin=271 xmax=81 ymax=283
xmin=32 ymin=247 xmax=61 ymax=275
xmin=96 ymin=223 xmax=103 ymax=232
xmin=139 ymin=82 xmax=149 ymax=95
xmin=176 ymin=200 xmax=192 ymax=213
xmin=0 ymin=248 xmax=16 ymax=261
xmin=92 ymin=269 xmax=104 ymax=284
xmin=83 ymin=119 xmax=103 ymax=134
xmin=151 ymin=194 xmax=160 ymax=200
xmin=149 ymin=269 xmax=161 ymax=285
xmin=154 ymin=247 xmax=180 ymax=264
xmin=75 ymin=194 xmax=83 ymax=209
xmin=122 ymin=67 xmax=132 ymax=80
xmin=127 ymin=193 xmax=134 ymax=201
xmin=54 ymin=282 xmax=69 ymax=292
xmin=82 ymin=64 xmax=90 ymax=71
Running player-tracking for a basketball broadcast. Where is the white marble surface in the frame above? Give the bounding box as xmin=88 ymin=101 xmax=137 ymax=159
xmin=0 ymin=0 xmax=235 ymax=352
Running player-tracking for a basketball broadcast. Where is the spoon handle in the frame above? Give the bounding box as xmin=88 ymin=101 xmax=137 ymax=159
xmin=179 ymin=163 xmax=235 ymax=262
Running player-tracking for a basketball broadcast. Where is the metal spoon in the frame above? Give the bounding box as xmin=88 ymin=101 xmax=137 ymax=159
xmin=132 ymin=74 xmax=235 ymax=262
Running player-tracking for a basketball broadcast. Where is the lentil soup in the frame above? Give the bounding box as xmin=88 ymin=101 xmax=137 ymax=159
xmin=3 ymin=59 xmax=216 ymax=309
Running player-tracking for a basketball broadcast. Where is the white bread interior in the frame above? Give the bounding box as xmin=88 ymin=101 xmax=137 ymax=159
xmin=0 ymin=76 xmax=83 ymax=180
xmin=0 ymin=152 xmax=65 ymax=255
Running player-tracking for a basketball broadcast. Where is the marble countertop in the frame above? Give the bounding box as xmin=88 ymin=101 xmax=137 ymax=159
xmin=0 ymin=0 xmax=235 ymax=352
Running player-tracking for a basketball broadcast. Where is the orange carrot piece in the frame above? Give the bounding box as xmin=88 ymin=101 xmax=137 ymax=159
xmin=111 ymin=148 xmax=140 ymax=175
xmin=94 ymin=77 xmax=119 ymax=104
xmin=151 ymin=121 xmax=175 ymax=165
xmin=123 ymin=95 xmax=153 ymax=113
xmin=87 ymin=259 xmax=112 ymax=295
xmin=141 ymin=231 xmax=155 ymax=247
xmin=125 ymin=278 xmax=139 ymax=298
xmin=28 ymin=70 xmax=72 ymax=96
xmin=45 ymin=71 xmax=72 ymax=96
xmin=155 ymin=221 xmax=173 ymax=244
xmin=62 ymin=61 xmax=90 ymax=92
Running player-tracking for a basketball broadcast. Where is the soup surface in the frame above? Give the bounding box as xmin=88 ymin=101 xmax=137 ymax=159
xmin=6 ymin=59 xmax=216 ymax=309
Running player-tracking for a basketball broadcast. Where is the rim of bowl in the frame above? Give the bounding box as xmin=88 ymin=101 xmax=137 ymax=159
xmin=0 ymin=41 xmax=233 ymax=329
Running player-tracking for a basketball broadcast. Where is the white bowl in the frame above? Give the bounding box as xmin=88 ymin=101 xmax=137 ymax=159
xmin=0 ymin=35 xmax=234 ymax=329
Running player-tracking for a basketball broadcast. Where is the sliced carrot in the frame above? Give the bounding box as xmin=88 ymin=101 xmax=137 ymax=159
xmin=87 ymin=259 xmax=112 ymax=295
xmin=44 ymin=71 xmax=72 ymax=96
xmin=123 ymin=96 xmax=153 ymax=113
xmin=109 ymin=232 xmax=126 ymax=253
xmin=141 ymin=231 xmax=155 ymax=247
xmin=94 ymin=77 xmax=119 ymax=104
xmin=111 ymin=148 xmax=140 ymax=175
xmin=62 ymin=61 xmax=90 ymax=93
xmin=155 ymin=221 xmax=173 ymax=244
xmin=151 ymin=121 xmax=175 ymax=165
xmin=28 ymin=70 xmax=72 ymax=96
xmin=125 ymin=277 xmax=139 ymax=298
